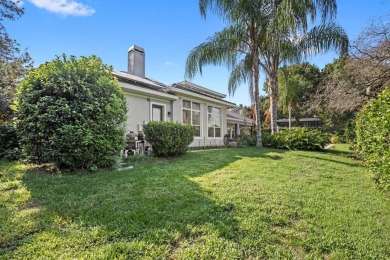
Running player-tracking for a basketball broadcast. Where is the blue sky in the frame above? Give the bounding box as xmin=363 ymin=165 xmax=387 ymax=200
xmin=6 ymin=0 xmax=390 ymax=106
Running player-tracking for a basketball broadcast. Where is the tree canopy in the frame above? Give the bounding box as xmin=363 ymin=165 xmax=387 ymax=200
xmin=186 ymin=0 xmax=348 ymax=139
xmin=311 ymin=15 xmax=390 ymax=117
xmin=0 ymin=0 xmax=31 ymax=123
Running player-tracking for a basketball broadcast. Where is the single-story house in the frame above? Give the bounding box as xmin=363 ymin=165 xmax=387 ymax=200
xmin=113 ymin=45 xmax=252 ymax=147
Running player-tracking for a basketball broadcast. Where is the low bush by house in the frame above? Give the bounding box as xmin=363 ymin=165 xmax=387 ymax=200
xmin=16 ymin=55 xmax=127 ymax=170
xmin=355 ymin=86 xmax=390 ymax=190
xmin=143 ymin=121 xmax=194 ymax=157
xmin=0 ymin=124 xmax=20 ymax=160
xmin=237 ymin=134 xmax=257 ymax=146
xmin=263 ymin=127 xmax=328 ymax=151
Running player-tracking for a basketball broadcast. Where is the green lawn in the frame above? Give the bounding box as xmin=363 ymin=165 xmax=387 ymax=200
xmin=1 ymin=145 xmax=389 ymax=259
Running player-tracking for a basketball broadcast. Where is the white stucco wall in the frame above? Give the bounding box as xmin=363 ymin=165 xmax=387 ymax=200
xmin=121 ymin=86 xmax=231 ymax=147
xmin=124 ymin=93 xmax=172 ymax=134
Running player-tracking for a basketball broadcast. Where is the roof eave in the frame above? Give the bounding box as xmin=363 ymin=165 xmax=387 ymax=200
xmin=167 ymin=87 xmax=236 ymax=108
xmin=119 ymin=82 xmax=178 ymax=101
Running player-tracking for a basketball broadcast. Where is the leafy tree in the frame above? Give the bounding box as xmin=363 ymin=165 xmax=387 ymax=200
xmin=311 ymin=15 xmax=390 ymax=118
xmin=0 ymin=0 xmax=32 ymax=123
xmin=278 ymin=68 xmax=305 ymax=129
xmin=16 ymin=55 xmax=127 ymax=170
xmin=278 ymin=62 xmax=320 ymax=127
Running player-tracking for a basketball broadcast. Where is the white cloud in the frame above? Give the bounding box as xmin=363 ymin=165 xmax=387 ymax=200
xmin=12 ymin=0 xmax=24 ymax=7
xmin=28 ymin=0 xmax=95 ymax=16
xmin=165 ymin=62 xmax=178 ymax=67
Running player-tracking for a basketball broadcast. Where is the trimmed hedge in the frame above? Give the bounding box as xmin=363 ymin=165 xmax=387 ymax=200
xmin=143 ymin=121 xmax=194 ymax=157
xmin=263 ymin=127 xmax=328 ymax=151
xmin=16 ymin=55 xmax=127 ymax=170
xmin=0 ymin=124 xmax=20 ymax=160
xmin=355 ymin=86 xmax=390 ymax=190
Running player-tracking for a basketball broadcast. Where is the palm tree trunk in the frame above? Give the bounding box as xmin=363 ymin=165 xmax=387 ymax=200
xmin=249 ymin=70 xmax=257 ymax=126
xmin=254 ymin=72 xmax=263 ymax=147
xmin=288 ymin=104 xmax=292 ymax=129
xmin=250 ymin=18 xmax=263 ymax=147
xmin=269 ymin=75 xmax=278 ymax=134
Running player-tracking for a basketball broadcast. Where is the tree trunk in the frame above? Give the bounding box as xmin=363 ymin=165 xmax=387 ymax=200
xmin=254 ymin=73 xmax=263 ymax=147
xmin=249 ymin=70 xmax=256 ymax=126
xmin=250 ymin=18 xmax=262 ymax=147
xmin=269 ymin=75 xmax=278 ymax=134
xmin=288 ymin=104 xmax=292 ymax=129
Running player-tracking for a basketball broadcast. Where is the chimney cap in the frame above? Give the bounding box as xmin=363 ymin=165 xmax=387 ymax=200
xmin=128 ymin=45 xmax=145 ymax=53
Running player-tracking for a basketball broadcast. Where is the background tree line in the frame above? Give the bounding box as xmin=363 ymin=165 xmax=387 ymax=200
xmin=0 ymin=0 xmax=31 ymax=123
xmin=238 ymin=14 xmax=390 ymax=135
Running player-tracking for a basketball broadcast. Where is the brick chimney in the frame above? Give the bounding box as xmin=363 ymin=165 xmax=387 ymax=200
xmin=128 ymin=45 xmax=145 ymax=78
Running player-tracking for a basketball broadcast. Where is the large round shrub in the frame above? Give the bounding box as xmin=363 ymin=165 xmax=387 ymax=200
xmin=16 ymin=55 xmax=127 ymax=170
xmin=143 ymin=121 xmax=194 ymax=157
xmin=355 ymin=86 xmax=390 ymax=190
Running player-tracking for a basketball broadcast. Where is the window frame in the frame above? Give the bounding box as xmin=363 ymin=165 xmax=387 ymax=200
xmin=207 ymin=106 xmax=222 ymax=138
xmin=182 ymin=99 xmax=201 ymax=137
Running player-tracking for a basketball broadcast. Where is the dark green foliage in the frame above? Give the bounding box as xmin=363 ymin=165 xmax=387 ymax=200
xmin=355 ymin=86 xmax=390 ymax=190
xmin=278 ymin=62 xmax=321 ymax=120
xmin=263 ymin=128 xmax=328 ymax=151
xmin=238 ymin=134 xmax=257 ymax=146
xmin=0 ymin=124 xmax=20 ymax=160
xmin=143 ymin=121 xmax=194 ymax=157
xmin=344 ymin=119 xmax=356 ymax=144
xmin=16 ymin=55 xmax=127 ymax=170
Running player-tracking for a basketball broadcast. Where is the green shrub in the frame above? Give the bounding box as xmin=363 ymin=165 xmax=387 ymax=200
xmin=263 ymin=127 xmax=328 ymax=151
xmin=143 ymin=121 xmax=194 ymax=157
xmin=344 ymin=119 xmax=356 ymax=144
xmin=16 ymin=55 xmax=127 ymax=170
xmin=330 ymin=134 xmax=339 ymax=144
xmin=0 ymin=124 xmax=20 ymax=160
xmin=262 ymin=132 xmax=279 ymax=148
xmin=355 ymin=86 xmax=390 ymax=190
xmin=238 ymin=134 xmax=256 ymax=146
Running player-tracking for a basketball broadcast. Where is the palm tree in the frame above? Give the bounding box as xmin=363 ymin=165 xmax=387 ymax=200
xmin=186 ymin=0 xmax=348 ymax=140
xmin=260 ymin=0 xmax=349 ymax=133
xmin=185 ymin=0 xmax=271 ymax=147
xmin=278 ymin=67 xmax=307 ymax=129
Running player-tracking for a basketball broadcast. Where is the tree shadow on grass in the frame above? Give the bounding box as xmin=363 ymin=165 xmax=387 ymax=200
xmin=2 ymin=147 xmax=286 ymax=258
xmin=297 ymin=154 xmax=361 ymax=168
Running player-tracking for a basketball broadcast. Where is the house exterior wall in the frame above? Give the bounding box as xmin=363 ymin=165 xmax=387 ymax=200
xmin=191 ymin=104 xmax=226 ymax=147
xmin=119 ymin=82 xmax=232 ymax=147
xmin=172 ymin=95 xmax=228 ymax=147
xmin=124 ymin=93 xmax=172 ymax=133
xmin=172 ymin=97 xmax=182 ymax=122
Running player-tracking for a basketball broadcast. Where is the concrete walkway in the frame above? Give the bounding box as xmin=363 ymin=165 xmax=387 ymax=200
xmin=324 ymin=144 xmax=335 ymax=149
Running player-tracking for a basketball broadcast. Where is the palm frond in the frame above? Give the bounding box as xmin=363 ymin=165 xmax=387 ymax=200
xmin=300 ymin=22 xmax=349 ymax=58
xmin=227 ymin=55 xmax=252 ymax=96
xmin=185 ymin=24 xmax=248 ymax=79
